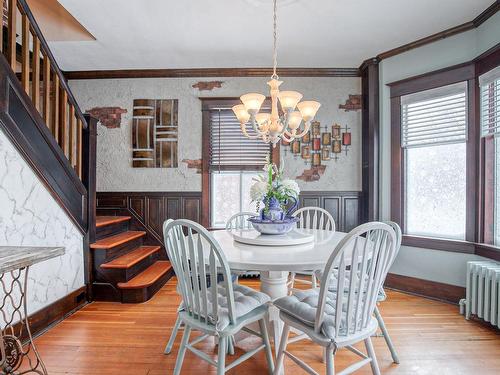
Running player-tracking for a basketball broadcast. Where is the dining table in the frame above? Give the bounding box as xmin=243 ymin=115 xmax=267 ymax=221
xmin=210 ymin=227 xmax=351 ymax=353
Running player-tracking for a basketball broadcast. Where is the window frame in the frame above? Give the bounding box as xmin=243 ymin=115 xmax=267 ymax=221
xmin=200 ymin=98 xmax=279 ymax=228
xmin=390 ymin=44 xmax=500 ymax=261
xmin=389 ymin=63 xmax=478 ymax=254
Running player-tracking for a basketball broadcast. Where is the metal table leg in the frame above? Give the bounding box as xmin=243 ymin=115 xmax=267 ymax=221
xmin=1 ymin=267 xmax=47 ymax=375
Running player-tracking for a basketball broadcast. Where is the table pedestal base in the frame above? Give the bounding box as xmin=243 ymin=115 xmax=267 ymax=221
xmin=1 ymin=267 xmax=47 ymax=375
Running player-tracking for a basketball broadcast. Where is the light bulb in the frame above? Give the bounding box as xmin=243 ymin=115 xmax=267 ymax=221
xmin=240 ymin=93 xmax=265 ymax=114
xmin=297 ymin=101 xmax=321 ymax=122
xmin=232 ymin=104 xmax=250 ymax=124
xmin=278 ymin=91 xmax=303 ymax=111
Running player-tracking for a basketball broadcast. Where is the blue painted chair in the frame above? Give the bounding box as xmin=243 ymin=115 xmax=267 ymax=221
xmin=164 ymin=219 xmax=274 ymax=375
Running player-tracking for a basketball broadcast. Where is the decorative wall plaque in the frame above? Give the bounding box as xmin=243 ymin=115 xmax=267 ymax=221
xmin=282 ymin=121 xmax=352 ymax=166
xmin=132 ymin=99 xmax=178 ymax=168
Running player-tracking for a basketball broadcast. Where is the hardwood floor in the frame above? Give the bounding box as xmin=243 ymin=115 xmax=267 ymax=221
xmin=31 ymin=278 xmax=500 ymax=374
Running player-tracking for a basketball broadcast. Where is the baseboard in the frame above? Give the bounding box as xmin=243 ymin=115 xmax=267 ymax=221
xmin=15 ymin=286 xmax=87 ymax=342
xmin=384 ymin=273 xmax=465 ymax=305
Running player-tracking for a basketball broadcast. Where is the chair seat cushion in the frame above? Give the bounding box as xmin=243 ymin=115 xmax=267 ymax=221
xmin=205 ymin=283 xmax=270 ymax=331
xmin=274 ymin=289 xmax=341 ymax=339
xmin=314 ymin=269 xmax=386 ymax=302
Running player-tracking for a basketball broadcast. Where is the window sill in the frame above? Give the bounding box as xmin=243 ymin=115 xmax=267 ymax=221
xmin=402 ymin=235 xmax=475 ymax=254
xmin=402 ymin=235 xmax=500 ymax=261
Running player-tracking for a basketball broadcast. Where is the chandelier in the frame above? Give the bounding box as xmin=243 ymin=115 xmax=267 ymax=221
xmin=232 ymin=0 xmax=321 ymax=146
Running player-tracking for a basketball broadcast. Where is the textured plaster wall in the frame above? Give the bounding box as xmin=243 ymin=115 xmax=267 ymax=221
xmin=0 ymin=129 xmax=84 ymax=314
xmin=69 ymin=76 xmax=362 ymax=192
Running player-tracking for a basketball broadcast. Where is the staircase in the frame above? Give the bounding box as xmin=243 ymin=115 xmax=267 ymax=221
xmin=92 ymin=216 xmax=173 ymax=303
xmin=0 ymin=0 xmax=174 ymax=303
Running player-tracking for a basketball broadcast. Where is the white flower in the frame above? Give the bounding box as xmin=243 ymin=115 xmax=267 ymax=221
xmin=250 ymin=181 xmax=268 ymax=201
xmin=279 ymin=179 xmax=300 ymax=197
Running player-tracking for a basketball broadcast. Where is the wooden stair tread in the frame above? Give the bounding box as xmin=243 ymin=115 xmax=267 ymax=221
xmin=96 ymin=216 xmax=131 ymax=228
xmin=118 ymin=261 xmax=172 ymax=289
xmin=100 ymin=246 xmax=161 ymax=269
xmin=90 ymin=231 xmax=146 ymax=249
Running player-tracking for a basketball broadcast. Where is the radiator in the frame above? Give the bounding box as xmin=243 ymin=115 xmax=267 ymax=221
xmin=459 ymin=260 xmax=500 ymax=328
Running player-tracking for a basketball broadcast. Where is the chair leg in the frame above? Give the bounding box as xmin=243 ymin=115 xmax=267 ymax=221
xmin=227 ymin=335 xmax=235 ymax=355
xmin=364 ymin=337 xmax=381 ymax=375
xmin=325 ymin=346 xmax=335 ymax=375
xmin=259 ymin=318 xmax=275 ymax=374
xmin=164 ymin=314 xmax=182 ymax=354
xmin=217 ymin=336 xmax=227 ymax=375
xmin=374 ymin=306 xmax=400 ymax=364
xmin=288 ymin=273 xmax=296 ymax=294
xmin=311 ymin=273 xmax=318 ymax=289
xmin=273 ymin=323 xmax=290 ymax=375
xmin=173 ymin=324 xmax=191 ymax=375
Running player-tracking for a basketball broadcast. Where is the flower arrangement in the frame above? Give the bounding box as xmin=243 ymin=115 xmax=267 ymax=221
xmin=250 ymin=155 xmax=300 ymax=218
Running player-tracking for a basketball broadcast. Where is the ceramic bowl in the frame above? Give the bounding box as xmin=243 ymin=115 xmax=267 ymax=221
xmin=247 ymin=217 xmax=299 ymax=235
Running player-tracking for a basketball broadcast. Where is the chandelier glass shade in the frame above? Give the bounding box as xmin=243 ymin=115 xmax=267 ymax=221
xmin=232 ymin=0 xmax=321 ymax=146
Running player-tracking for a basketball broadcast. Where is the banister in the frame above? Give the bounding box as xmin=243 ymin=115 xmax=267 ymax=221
xmin=16 ymin=0 xmax=88 ymax=129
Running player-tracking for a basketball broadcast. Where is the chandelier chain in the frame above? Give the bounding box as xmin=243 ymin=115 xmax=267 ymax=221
xmin=272 ymin=0 xmax=278 ymax=79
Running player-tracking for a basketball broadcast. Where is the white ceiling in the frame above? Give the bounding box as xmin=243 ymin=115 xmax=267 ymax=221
xmin=52 ymin=0 xmax=492 ymax=71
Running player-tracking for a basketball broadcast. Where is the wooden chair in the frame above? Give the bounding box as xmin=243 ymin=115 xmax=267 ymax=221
xmin=314 ymin=221 xmax=402 ymax=364
xmin=164 ymin=219 xmax=274 ymax=375
xmin=288 ymin=207 xmax=336 ymax=292
xmin=225 ymin=211 xmax=257 ymax=231
xmin=273 ymin=222 xmax=398 ymax=375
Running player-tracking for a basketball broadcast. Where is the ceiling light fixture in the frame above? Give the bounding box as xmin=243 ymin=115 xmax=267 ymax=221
xmin=233 ymin=0 xmax=321 ymax=146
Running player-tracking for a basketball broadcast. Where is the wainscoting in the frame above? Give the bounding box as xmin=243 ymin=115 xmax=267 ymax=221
xmin=299 ymin=191 xmax=362 ymax=232
xmin=96 ymin=190 xmax=362 ymax=249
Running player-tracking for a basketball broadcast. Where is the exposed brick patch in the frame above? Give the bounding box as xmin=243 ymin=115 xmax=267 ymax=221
xmin=296 ymin=165 xmax=327 ymax=182
xmin=192 ymin=81 xmax=223 ymax=91
xmin=339 ymin=94 xmax=361 ymax=111
xmin=182 ymin=158 xmax=202 ymax=173
xmin=86 ymin=107 xmax=127 ymax=128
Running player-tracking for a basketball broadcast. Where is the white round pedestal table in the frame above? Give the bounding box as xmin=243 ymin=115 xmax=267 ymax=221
xmin=210 ymin=228 xmax=349 ymax=358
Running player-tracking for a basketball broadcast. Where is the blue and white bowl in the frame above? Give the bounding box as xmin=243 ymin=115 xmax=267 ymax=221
xmin=247 ymin=216 xmax=299 ymax=235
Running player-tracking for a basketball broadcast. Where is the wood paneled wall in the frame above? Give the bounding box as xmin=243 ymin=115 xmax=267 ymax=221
xmin=96 ymin=191 xmax=361 ymax=249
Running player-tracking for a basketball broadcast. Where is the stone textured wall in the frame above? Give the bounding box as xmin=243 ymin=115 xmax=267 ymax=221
xmin=0 ymin=129 xmax=84 ymax=314
xmin=69 ymin=76 xmax=362 ymax=192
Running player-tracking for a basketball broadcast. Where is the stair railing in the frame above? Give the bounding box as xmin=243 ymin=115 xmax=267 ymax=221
xmin=2 ymin=0 xmax=88 ymax=179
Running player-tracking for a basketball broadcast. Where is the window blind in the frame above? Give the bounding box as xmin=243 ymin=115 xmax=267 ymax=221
xmin=400 ymin=82 xmax=467 ymax=148
xmin=479 ymin=66 xmax=500 ymax=137
xmin=209 ymin=107 xmax=271 ymax=171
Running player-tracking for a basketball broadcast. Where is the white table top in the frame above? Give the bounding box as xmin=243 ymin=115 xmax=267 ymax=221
xmin=211 ymin=229 xmax=348 ymax=272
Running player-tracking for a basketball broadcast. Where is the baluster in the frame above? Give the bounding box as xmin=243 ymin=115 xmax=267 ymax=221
xmin=59 ymin=89 xmax=68 ymax=155
xmin=68 ymin=106 xmax=75 ymax=168
xmin=0 ymin=1 xmax=4 ymax=53
xmin=8 ymin=0 xmax=16 ymax=69
xmin=42 ymin=55 xmax=51 ymax=125
xmin=76 ymin=118 xmax=82 ymax=178
xmin=31 ymin=36 xmax=40 ymax=110
xmin=51 ymin=75 xmax=59 ymax=140
xmin=21 ymin=13 xmax=30 ymax=93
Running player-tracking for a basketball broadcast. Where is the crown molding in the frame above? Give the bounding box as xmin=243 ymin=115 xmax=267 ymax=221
xmin=64 ymin=67 xmax=360 ymax=80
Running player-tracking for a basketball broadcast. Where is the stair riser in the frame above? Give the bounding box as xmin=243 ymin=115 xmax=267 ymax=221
xmin=96 ymin=221 xmax=129 ymax=240
xmin=92 ymin=282 xmax=121 ymax=302
xmin=121 ymin=268 xmax=174 ymax=303
xmin=100 ymin=252 xmax=160 ymax=282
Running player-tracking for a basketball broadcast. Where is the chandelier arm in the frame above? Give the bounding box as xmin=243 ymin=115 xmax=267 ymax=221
xmin=293 ymin=121 xmax=312 ymax=138
xmin=240 ymin=122 xmax=262 ymax=139
xmin=281 ymin=132 xmax=293 ymax=142
xmin=251 ymin=118 xmax=270 ymax=136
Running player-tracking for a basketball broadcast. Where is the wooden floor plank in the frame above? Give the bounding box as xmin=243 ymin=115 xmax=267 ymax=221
xmin=27 ymin=278 xmax=500 ymax=374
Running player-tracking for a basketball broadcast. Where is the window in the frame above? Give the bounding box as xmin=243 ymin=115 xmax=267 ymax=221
xmin=400 ymin=82 xmax=468 ymax=240
xmin=202 ymin=100 xmax=271 ymax=228
xmin=480 ymin=66 xmax=500 ymax=246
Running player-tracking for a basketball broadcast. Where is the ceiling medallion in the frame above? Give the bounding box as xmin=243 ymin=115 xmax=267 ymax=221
xmin=233 ymin=0 xmax=321 ymax=147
